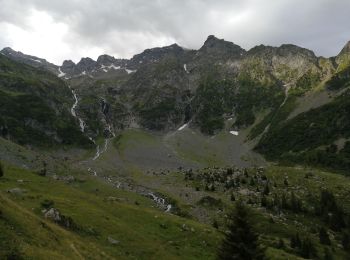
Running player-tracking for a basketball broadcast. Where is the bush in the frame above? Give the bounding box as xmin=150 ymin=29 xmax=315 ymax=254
xmin=40 ymin=199 xmax=54 ymax=209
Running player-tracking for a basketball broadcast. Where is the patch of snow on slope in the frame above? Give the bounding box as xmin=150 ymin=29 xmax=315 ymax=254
xmin=183 ymin=64 xmax=189 ymax=73
xmin=58 ymin=67 xmax=66 ymax=78
xmin=30 ymin=58 xmax=42 ymax=63
xmin=178 ymin=123 xmax=188 ymax=131
xmin=125 ymin=68 xmax=136 ymax=74
xmin=109 ymin=64 xmax=120 ymax=70
xmin=229 ymin=131 xmax=239 ymax=136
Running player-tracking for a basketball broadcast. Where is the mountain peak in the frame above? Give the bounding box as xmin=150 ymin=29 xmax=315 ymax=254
xmin=199 ymin=35 xmax=245 ymax=58
xmin=203 ymin=35 xmax=223 ymax=46
xmin=339 ymin=41 xmax=350 ymax=56
xmin=1 ymin=47 xmax=15 ymax=53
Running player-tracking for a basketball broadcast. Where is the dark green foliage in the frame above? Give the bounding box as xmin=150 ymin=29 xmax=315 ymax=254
xmin=249 ymin=95 xmax=296 ymax=140
xmin=290 ymin=71 xmax=321 ymax=96
xmin=277 ymin=238 xmax=285 ymax=249
xmin=135 ymin=85 xmax=186 ymax=130
xmin=342 ymin=231 xmax=350 ymax=251
xmin=213 ymin=219 xmax=219 ymax=229
xmin=40 ymin=199 xmax=54 ymax=209
xmin=316 ymin=190 xmax=346 ymax=231
xmin=197 ymin=196 xmax=223 ymax=209
xmin=290 ymin=233 xmax=301 ymax=249
xmin=263 ymin=183 xmax=270 ymax=195
xmin=218 ymin=201 xmax=264 ymax=260
xmin=300 ymin=236 xmax=316 ymax=259
xmin=323 ymin=247 xmax=333 ymax=260
xmin=193 ymin=80 xmax=236 ymax=134
xmin=193 ymin=75 xmax=283 ymax=135
xmin=319 ymin=227 xmax=331 ymax=245
xmin=0 ymin=55 xmax=91 ymax=147
xmin=0 ymin=161 xmax=3 ymax=177
xmin=290 ymin=192 xmax=302 ymax=213
xmin=327 ymin=65 xmax=350 ymax=90
xmin=291 ymin=233 xmax=316 ymax=258
xmin=256 ymin=90 xmax=350 ymax=172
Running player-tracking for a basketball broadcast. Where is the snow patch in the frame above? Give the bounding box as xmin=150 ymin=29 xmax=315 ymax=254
xmin=101 ymin=64 xmax=121 ymax=72
xmin=178 ymin=123 xmax=188 ymax=131
xmin=58 ymin=67 xmax=66 ymax=78
xmin=125 ymin=68 xmax=136 ymax=74
xmin=30 ymin=58 xmax=42 ymax=63
xmin=183 ymin=64 xmax=189 ymax=73
xmin=229 ymin=131 xmax=239 ymax=136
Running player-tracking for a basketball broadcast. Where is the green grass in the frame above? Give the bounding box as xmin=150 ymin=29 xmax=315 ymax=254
xmin=175 ymin=165 xmax=350 ymax=259
xmin=113 ymin=129 xmax=159 ymax=153
xmin=0 ymin=163 xmax=221 ymax=259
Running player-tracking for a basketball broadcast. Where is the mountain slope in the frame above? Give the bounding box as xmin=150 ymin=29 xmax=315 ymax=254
xmin=0 ymin=55 xmax=90 ymax=147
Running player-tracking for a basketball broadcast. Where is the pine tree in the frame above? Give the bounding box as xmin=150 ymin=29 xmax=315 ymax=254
xmin=263 ymin=183 xmax=270 ymax=195
xmin=300 ymin=237 xmax=316 ymax=259
xmin=290 ymin=233 xmax=301 ymax=249
xmin=319 ymin=227 xmax=331 ymax=245
xmin=277 ymin=238 xmax=285 ymax=249
xmin=0 ymin=161 xmax=3 ymax=177
xmin=323 ymin=247 xmax=333 ymax=260
xmin=218 ymin=200 xmax=265 ymax=260
xmin=342 ymin=231 xmax=350 ymax=251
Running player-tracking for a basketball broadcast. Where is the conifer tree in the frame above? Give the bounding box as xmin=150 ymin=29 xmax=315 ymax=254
xmin=319 ymin=227 xmax=331 ymax=245
xmin=0 ymin=161 xmax=3 ymax=177
xmin=218 ymin=200 xmax=264 ymax=260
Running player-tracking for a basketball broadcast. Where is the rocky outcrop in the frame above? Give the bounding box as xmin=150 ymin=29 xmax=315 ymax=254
xmin=0 ymin=47 xmax=58 ymax=74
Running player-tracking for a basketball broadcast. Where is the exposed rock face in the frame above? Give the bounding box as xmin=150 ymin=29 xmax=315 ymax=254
xmin=198 ymin=35 xmax=245 ymax=60
xmin=2 ymin=36 xmax=350 ymax=138
xmin=107 ymin=236 xmax=120 ymax=245
xmin=44 ymin=208 xmax=61 ymax=222
xmin=336 ymin=41 xmax=350 ymax=68
xmin=44 ymin=208 xmax=78 ymax=230
xmin=0 ymin=47 xmax=58 ymax=74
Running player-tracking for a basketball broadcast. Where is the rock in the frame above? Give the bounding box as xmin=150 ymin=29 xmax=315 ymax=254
xmin=44 ymin=208 xmax=61 ymax=222
xmin=7 ymin=188 xmax=26 ymax=195
xmin=52 ymin=175 xmax=75 ymax=182
xmin=181 ymin=224 xmax=189 ymax=231
xmin=108 ymin=236 xmax=120 ymax=245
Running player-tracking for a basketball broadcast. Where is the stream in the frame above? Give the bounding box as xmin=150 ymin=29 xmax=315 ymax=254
xmin=69 ymin=86 xmax=172 ymax=212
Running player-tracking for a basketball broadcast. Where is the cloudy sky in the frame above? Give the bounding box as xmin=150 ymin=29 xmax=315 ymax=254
xmin=0 ymin=0 xmax=349 ymax=64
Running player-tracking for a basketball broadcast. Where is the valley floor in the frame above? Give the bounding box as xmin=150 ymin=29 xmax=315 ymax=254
xmin=1 ymin=128 xmax=350 ymax=259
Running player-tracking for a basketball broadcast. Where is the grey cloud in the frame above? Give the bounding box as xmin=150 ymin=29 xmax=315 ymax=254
xmin=0 ymin=0 xmax=349 ymax=64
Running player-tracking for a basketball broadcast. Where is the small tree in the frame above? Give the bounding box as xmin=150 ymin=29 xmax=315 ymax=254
xmin=323 ymin=247 xmax=333 ymax=260
xmin=319 ymin=227 xmax=331 ymax=245
xmin=218 ymin=200 xmax=265 ymax=260
xmin=263 ymin=184 xmax=270 ymax=195
xmin=0 ymin=161 xmax=3 ymax=177
xmin=342 ymin=231 xmax=350 ymax=251
xmin=300 ymin=237 xmax=316 ymax=259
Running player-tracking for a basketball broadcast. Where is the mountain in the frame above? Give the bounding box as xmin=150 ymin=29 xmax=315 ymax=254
xmin=0 ymin=47 xmax=59 ymax=74
xmin=2 ymin=37 xmax=350 ymax=171
xmin=1 ymin=36 xmax=350 ymax=259
xmin=0 ymin=54 xmax=91 ymax=147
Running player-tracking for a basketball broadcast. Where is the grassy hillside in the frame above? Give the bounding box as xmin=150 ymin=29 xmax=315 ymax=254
xmin=0 ymin=163 xmax=221 ymax=259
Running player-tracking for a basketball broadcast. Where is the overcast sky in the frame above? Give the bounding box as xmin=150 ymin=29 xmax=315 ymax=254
xmin=0 ymin=0 xmax=349 ymax=64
